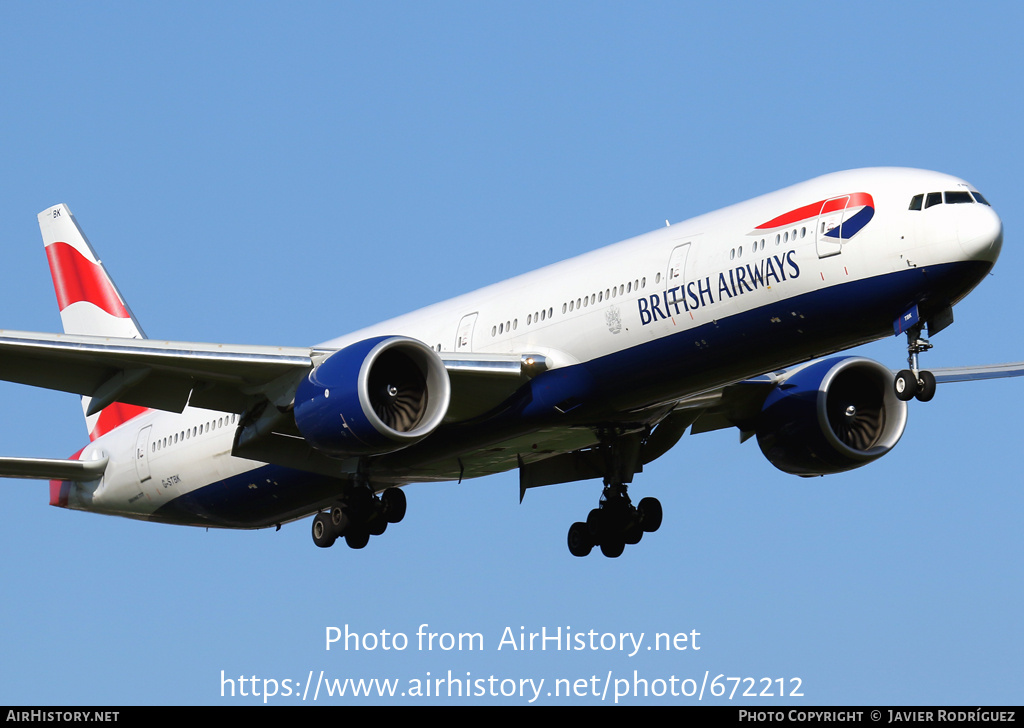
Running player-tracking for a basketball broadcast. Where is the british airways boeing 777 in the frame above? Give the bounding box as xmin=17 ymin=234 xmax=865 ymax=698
xmin=0 ymin=168 xmax=1013 ymax=557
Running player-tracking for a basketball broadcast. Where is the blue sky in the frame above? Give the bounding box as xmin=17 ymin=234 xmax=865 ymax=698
xmin=0 ymin=2 xmax=1021 ymax=705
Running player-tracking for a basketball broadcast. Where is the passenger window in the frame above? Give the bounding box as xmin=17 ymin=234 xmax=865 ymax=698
xmin=909 ymin=194 xmax=923 ymax=211
xmin=925 ymin=192 xmax=942 ymax=209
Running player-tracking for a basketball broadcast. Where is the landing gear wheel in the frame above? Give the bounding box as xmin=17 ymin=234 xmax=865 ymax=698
xmin=381 ymin=487 xmax=407 ymax=524
xmin=623 ymin=519 xmax=643 ymax=545
xmin=368 ymin=517 xmax=387 ymax=536
xmin=567 ymin=522 xmax=593 ymax=557
xmin=345 ymin=528 xmax=370 ymax=550
xmin=312 ymin=512 xmax=336 ymax=548
xmin=637 ymin=497 xmax=663 ymax=533
xmin=330 ymin=506 xmax=349 ymax=535
xmin=586 ymin=508 xmax=607 ymax=541
xmin=915 ymin=370 xmax=936 ymax=402
xmin=600 ymin=538 xmax=625 ymax=558
xmin=894 ymin=369 xmax=918 ymax=401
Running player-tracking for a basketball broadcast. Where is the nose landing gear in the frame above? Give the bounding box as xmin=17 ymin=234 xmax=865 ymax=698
xmin=894 ymin=326 xmax=937 ymax=402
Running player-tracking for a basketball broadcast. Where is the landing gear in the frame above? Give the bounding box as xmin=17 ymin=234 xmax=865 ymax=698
xmin=894 ymin=326 xmax=937 ymax=403
xmin=567 ymin=485 xmax=663 ymax=558
xmin=310 ymin=486 xmax=407 ymax=550
xmin=565 ymin=430 xmax=663 ymax=558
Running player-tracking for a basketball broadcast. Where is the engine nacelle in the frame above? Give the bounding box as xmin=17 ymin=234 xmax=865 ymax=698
xmin=756 ymin=357 xmax=907 ymax=476
xmin=294 ymin=336 xmax=451 ymax=457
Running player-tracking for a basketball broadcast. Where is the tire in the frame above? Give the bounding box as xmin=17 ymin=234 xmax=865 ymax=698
xmin=586 ymin=508 xmax=606 ymax=541
xmin=312 ymin=512 xmax=336 ymax=548
xmin=894 ymin=369 xmax=918 ymax=401
xmin=367 ymin=512 xmax=388 ymax=536
xmin=915 ymin=370 xmax=936 ymax=402
xmin=381 ymin=487 xmax=407 ymax=524
xmin=345 ymin=528 xmax=370 ymax=550
xmin=637 ymin=497 xmax=663 ymax=533
xmin=567 ymin=522 xmax=593 ymax=557
xmin=600 ymin=538 xmax=625 ymax=558
xmin=330 ymin=506 xmax=349 ymax=535
xmin=624 ymin=520 xmax=643 ymax=545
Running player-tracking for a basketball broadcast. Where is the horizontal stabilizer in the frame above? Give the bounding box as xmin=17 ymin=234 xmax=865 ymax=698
xmin=0 ymin=455 xmax=108 ymax=481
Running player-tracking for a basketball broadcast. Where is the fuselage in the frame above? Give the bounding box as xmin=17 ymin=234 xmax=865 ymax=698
xmin=55 ymin=168 xmax=1004 ymax=528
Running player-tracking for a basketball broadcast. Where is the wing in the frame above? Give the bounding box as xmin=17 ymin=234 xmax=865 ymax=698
xmin=0 ymin=329 xmax=538 ymax=415
xmin=0 ymin=329 xmax=315 ymax=415
xmin=519 ymin=357 xmax=1024 ymax=494
xmin=0 ymin=329 xmax=543 ymax=477
xmin=930 ymin=361 xmax=1024 ymax=383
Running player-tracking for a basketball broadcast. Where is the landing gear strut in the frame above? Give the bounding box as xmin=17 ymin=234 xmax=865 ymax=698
xmin=566 ymin=430 xmax=663 ymax=558
xmin=311 ymin=485 xmax=406 ymax=550
xmin=894 ymin=325 xmax=937 ymax=403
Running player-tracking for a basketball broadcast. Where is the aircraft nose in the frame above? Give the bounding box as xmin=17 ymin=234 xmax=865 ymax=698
xmin=958 ymin=203 xmax=1003 ymax=264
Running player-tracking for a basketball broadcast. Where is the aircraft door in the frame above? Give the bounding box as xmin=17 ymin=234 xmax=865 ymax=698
xmin=455 ymin=312 xmax=478 ymax=351
xmin=134 ymin=425 xmax=152 ymax=483
xmin=816 ymin=196 xmax=850 ymax=259
xmin=665 ymin=242 xmax=692 ymax=321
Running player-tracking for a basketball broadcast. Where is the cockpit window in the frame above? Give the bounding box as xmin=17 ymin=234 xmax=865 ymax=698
xmin=912 ymin=189 xmax=991 ymax=210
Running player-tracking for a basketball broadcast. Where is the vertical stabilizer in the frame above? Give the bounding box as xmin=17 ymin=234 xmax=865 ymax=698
xmin=38 ymin=204 xmax=149 ymax=439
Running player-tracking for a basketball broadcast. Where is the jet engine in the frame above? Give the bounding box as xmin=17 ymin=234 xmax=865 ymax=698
xmin=294 ymin=336 xmax=451 ymax=457
xmin=755 ymin=357 xmax=907 ymax=476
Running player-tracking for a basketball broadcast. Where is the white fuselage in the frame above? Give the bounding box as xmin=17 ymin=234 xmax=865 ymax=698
xmin=60 ymin=168 xmax=1004 ymax=527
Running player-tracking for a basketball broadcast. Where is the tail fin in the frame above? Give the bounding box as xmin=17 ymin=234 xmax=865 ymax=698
xmin=38 ymin=204 xmax=149 ymax=440
xmin=38 ymin=204 xmax=146 ymax=339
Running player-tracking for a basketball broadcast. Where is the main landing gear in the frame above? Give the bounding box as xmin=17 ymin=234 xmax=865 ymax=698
xmin=566 ymin=430 xmax=663 ymax=558
xmin=893 ymin=325 xmax=936 ymax=403
xmin=567 ymin=485 xmax=662 ymax=558
xmin=311 ymin=485 xmax=406 ymax=550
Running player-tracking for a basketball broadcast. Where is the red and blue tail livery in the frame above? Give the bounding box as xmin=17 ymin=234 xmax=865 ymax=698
xmin=0 ymin=168 xmax=1016 ymax=558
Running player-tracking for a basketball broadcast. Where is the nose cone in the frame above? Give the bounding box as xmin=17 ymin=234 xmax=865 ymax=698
xmin=958 ymin=203 xmax=1003 ymax=264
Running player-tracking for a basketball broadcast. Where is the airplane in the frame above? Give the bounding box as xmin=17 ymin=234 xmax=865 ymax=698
xmin=0 ymin=167 xmax=1015 ymax=558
